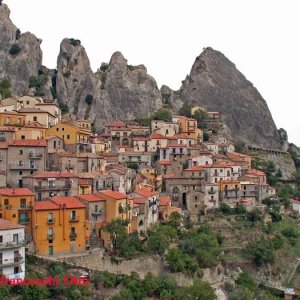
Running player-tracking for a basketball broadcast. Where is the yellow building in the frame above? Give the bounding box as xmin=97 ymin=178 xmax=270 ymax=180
xmin=46 ymin=122 xmax=91 ymax=145
xmin=0 ymin=188 xmax=35 ymax=238
xmin=14 ymin=122 xmax=47 ymax=140
xmin=96 ymin=190 xmax=134 ymax=248
xmin=0 ymin=112 xmax=26 ymax=128
xmin=32 ymin=196 xmax=90 ymax=256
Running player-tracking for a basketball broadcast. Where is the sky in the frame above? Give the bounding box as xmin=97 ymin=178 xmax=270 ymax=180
xmin=5 ymin=0 xmax=300 ymax=146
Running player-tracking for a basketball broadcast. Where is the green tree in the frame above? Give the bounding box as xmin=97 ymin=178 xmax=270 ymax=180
xmin=246 ymin=238 xmax=275 ymax=266
xmin=0 ymin=79 xmax=11 ymax=98
xmin=176 ymin=280 xmax=216 ymax=300
xmin=220 ymin=202 xmax=234 ymax=215
xmin=0 ymin=286 xmax=11 ymax=300
xmin=235 ymin=204 xmax=246 ymax=214
xmin=168 ymin=211 xmax=181 ymax=229
xmin=21 ymin=285 xmax=49 ymax=300
xmin=104 ymin=218 xmax=129 ymax=253
xmin=85 ymin=94 xmax=93 ymax=105
xmin=121 ymin=272 xmax=146 ymax=300
xmin=147 ymin=225 xmax=177 ymax=254
xmin=152 ymin=108 xmax=172 ymax=122
xmin=246 ymin=209 xmax=262 ymax=226
xmin=112 ymin=288 xmax=134 ymax=300
xmin=178 ymin=101 xmax=192 ymax=117
xmin=203 ymin=132 xmax=210 ymax=141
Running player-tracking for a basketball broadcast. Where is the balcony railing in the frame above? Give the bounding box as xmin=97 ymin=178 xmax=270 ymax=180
xmin=29 ymin=153 xmax=43 ymax=159
xmin=0 ymin=256 xmax=25 ymax=267
xmin=69 ymin=217 xmax=79 ymax=222
xmin=0 ymin=241 xmax=25 ymax=249
xmin=0 ymin=137 xmax=6 ymax=142
xmin=35 ymin=183 xmax=71 ymax=191
xmin=70 ymin=233 xmax=77 ymax=240
xmin=92 ymin=211 xmax=103 ymax=215
xmin=119 ymin=204 xmax=131 ymax=213
xmin=208 ymin=190 xmax=216 ymax=194
xmin=18 ymin=218 xmax=30 ymax=224
xmin=225 ymin=188 xmax=240 ymax=192
xmin=10 ymin=164 xmax=37 ymax=170
xmin=19 ymin=204 xmax=33 ymax=210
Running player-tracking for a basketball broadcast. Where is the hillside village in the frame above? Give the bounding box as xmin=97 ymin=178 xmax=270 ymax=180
xmin=1 ymin=93 xmax=296 ymax=297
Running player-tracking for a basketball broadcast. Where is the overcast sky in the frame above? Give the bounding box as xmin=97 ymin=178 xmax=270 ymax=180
xmin=5 ymin=0 xmax=300 ymax=146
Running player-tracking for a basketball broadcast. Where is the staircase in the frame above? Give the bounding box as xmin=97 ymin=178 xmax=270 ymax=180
xmin=89 ymin=235 xmax=102 ymax=249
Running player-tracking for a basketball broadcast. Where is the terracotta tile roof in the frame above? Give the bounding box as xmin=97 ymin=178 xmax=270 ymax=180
xmin=160 ymin=195 xmax=171 ymax=206
xmin=51 ymin=196 xmax=86 ymax=209
xmin=246 ymin=169 xmax=266 ymax=176
xmin=133 ymin=203 xmax=140 ymax=208
xmin=291 ymin=199 xmax=300 ymax=205
xmin=18 ymin=107 xmax=55 ymax=117
xmin=163 ymin=173 xmax=176 ymax=179
xmin=184 ymin=166 xmax=205 ymax=171
xmin=0 ymin=188 xmax=34 ymax=196
xmin=150 ymin=133 xmax=165 ymax=139
xmin=106 ymin=121 xmax=127 ymax=127
xmin=8 ymin=139 xmax=47 ymax=147
xmin=203 ymin=163 xmax=233 ymax=168
xmin=77 ymin=194 xmax=105 ymax=202
xmin=0 ymin=142 xmax=8 ymax=149
xmin=98 ymin=190 xmax=127 ymax=200
xmin=168 ymin=144 xmax=187 ymax=148
xmin=31 ymin=171 xmax=77 ymax=178
xmin=132 ymin=197 xmax=147 ymax=204
xmin=34 ymin=201 xmax=59 ymax=211
xmin=79 ymin=179 xmax=90 ymax=185
xmin=159 ymin=160 xmax=171 ymax=165
xmin=133 ymin=137 xmax=150 ymax=141
xmin=25 ymin=121 xmax=46 ymax=128
xmin=0 ymin=218 xmax=25 ymax=230
xmin=135 ymin=188 xmax=158 ymax=198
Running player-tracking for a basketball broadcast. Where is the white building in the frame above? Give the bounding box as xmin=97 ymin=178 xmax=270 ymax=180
xmin=0 ymin=219 xmax=25 ymax=279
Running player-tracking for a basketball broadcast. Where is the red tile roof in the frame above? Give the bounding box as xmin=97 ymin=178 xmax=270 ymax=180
xmin=135 ymin=188 xmax=158 ymax=198
xmin=51 ymin=196 xmax=86 ymax=209
xmin=0 ymin=188 xmax=34 ymax=196
xmin=132 ymin=197 xmax=147 ymax=204
xmin=150 ymin=133 xmax=165 ymax=139
xmin=98 ymin=190 xmax=127 ymax=200
xmin=133 ymin=137 xmax=150 ymax=141
xmin=168 ymin=144 xmax=187 ymax=148
xmin=8 ymin=139 xmax=47 ymax=147
xmin=77 ymin=194 xmax=105 ymax=202
xmin=34 ymin=201 xmax=59 ymax=211
xmin=160 ymin=195 xmax=171 ymax=207
xmin=0 ymin=218 xmax=25 ymax=230
xmin=163 ymin=173 xmax=176 ymax=179
xmin=246 ymin=169 xmax=266 ymax=176
xmin=184 ymin=166 xmax=205 ymax=171
xmin=31 ymin=172 xmax=77 ymax=178
xmin=159 ymin=160 xmax=171 ymax=165
xmin=105 ymin=122 xmax=127 ymax=128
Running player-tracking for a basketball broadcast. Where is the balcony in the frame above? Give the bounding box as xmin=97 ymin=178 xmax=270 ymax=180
xmin=0 ymin=256 xmax=25 ymax=268
xmin=29 ymin=153 xmax=43 ymax=159
xmin=47 ymin=218 xmax=55 ymax=225
xmin=225 ymin=188 xmax=240 ymax=192
xmin=119 ymin=204 xmax=131 ymax=214
xmin=0 ymin=137 xmax=6 ymax=142
xmin=208 ymin=190 xmax=216 ymax=194
xmin=0 ymin=241 xmax=25 ymax=250
xmin=47 ymin=233 xmax=55 ymax=240
xmin=19 ymin=204 xmax=33 ymax=210
xmin=10 ymin=164 xmax=37 ymax=170
xmin=35 ymin=183 xmax=71 ymax=191
xmin=69 ymin=217 xmax=79 ymax=222
xmin=92 ymin=211 xmax=103 ymax=216
xmin=70 ymin=233 xmax=77 ymax=240
xmin=18 ymin=217 xmax=30 ymax=224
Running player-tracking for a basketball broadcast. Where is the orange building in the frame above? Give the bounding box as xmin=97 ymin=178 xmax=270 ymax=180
xmin=0 ymin=188 xmax=35 ymax=239
xmin=95 ymin=190 xmax=134 ymax=248
xmin=32 ymin=197 xmax=90 ymax=256
xmin=0 ymin=112 xmax=26 ymax=128
xmin=158 ymin=195 xmax=181 ymax=222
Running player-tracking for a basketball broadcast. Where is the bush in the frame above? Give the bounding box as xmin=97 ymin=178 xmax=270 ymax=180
xmin=9 ymin=43 xmax=21 ymax=55
xmin=246 ymin=238 xmax=275 ymax=266
xmin=220 ymin=203 xmax=234 ymax=215
xmin=85 ymin=94 xmax=93 ymax=105
xmin=282 ymin=227 xmax=299 ymax=239
xmin=69 ymin=38 xmax=81 ymax=46
xmin=175 ymin=280 xmax=216 ymax=300
xmin=59 ymin=103 xmax=69 ymax=115
xmin=0 ymin=79 xmax=11 ymax=98
xmin=235 ymin=204 xmax=246 ymax=214
xmin=151 ymin=108 xmax=172 ymax=122
xmin=178 ymin=101 xmax=192 ymax=117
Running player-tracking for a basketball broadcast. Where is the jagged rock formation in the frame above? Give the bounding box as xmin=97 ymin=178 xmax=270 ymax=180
xmin=0 ymin=4 xmax=42 ymax=95
xmin=170 ymin=47 xmax=282 ymax=149
xmin=56 ymin=39 xmax=162 ymax=129
xmin=0 ymin=4 xmax=287 ymax=149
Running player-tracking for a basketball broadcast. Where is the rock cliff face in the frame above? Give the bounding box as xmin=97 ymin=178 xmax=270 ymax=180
xmin=56 ymin=39 xmax=162 ymax=129
xmin=173 ymin=47 xmax=282 ymax=149
xmin=0 ymin=4 xmax=42 ymax=95
xmin=0 ymin=4 xmax=285 ymax=149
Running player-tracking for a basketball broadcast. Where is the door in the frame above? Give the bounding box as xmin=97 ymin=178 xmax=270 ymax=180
xmin=182 ymin=193 xmax=187 ymax=208
xmin=48 ymin=246 xmax=53 ymax=256
xmin=13 ymin=234 xmax=18 ymax=244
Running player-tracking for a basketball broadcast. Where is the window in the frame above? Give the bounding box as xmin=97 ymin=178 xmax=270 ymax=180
xmin=26 ymin=101 xmax=29 ymax=105
xmin=21 ymin=135 xmax=25 ymax=140
xmin=33 ymin=116 xmax=37 ymax=122
xmin=56 ymin=128 xmax=59 ymax=131
xmin=48 ymin=228 xmax=53 ymax=238
xmin=71 ymin=211 xmax=76 ymax=220
xmin=62 ymin=135 xmax=64 ymax=139
xmin=62 ymin=128 xmax=65 ymax=131
xmin=19 ymin=171 xmax=22 ymax=175
xmin=19 ymin=161 xmax=23 ymax=166
xmin=67 ymin=135 xmax=70 ymax=139
xmin=19 ymin=150 xmax=23 ymax=155
xmin=14 ymin=266 xmax=20 ymax=274
xmin=0 ymin=236 xmax=2 ymax=243
xmin=13 ymin=234 xmax=18 ymax=243
xmin=94 ymin=205 xmax=98 ymax=212
xmin=38 ymin=193 xmax=41 ymax=201
xmin=194 ymin=196 xmax=198 ymax=200
xmin=4 ymin=199 xmax=8 ymax=206
xmin=71 ymin=227 xmax=76 ymax=235
xmin=48 ymin=213 xmax=53 ymax=223
xmin=20 ymin=198 xmax=26 ymax=208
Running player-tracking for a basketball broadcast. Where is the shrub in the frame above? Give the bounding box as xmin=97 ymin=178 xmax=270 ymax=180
xmin=85 ymin=94 xmax=93 ymax=105
xmin=69 ymin=38 xmax=81 ymax=46
xmin=151 ymin=108 xmax=172 ymax=122
xmin=59 ymin=103 xmax=69 ymax=115
xmin=220 ymin=203 xmax=234 ymax=215
xmin=282 ymin=227 xmax=299 ymax=239
xmin=9 ymin=43 xmax=21 ymax=55
xmin=246 ymin=238 xmax=275 ymax=266
xmin=0 ymin=79 xmax=11 ymax=98
xmin=100 ymin=63 xmax=109 ymax=72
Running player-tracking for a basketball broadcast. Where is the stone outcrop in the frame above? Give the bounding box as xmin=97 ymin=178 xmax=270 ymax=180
xmin=172 ymin=47 xmax=282 ymax=149
xmin=0 ymin=4 xmax=42 ymax=95
xmin=56 ymin=39 xmax=162 ymax=129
